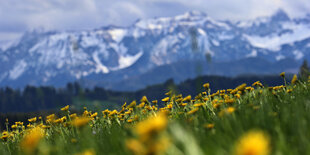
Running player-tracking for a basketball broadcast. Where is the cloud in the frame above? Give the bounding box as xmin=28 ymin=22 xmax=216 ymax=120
xmin=0 ymin=0 xmax=309 ymax=41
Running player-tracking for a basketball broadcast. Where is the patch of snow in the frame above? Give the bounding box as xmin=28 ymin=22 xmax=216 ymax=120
xmin=211 ymin=40 xmax=220 ymax=46
xmin=117 ymin=51 xmax=143 ymax=70
xmin=197 ymin=28 xmax=206 ymax=36
xmin=0 ymin=40 xmax=19 ymax=51
xmin=81 ymin=35 xmax=101 ymax=47
xmin=246 ymin=50 xmax=257 ymax=58
xmin=92 ymin=52 xmax=109 ymax=74
xmin=132 ymin=28 xmax=146 ymax=38
xmin=108 ymin=29 xmax=127 ymax=42
xmin=243 ymin=23 xmax=310 ymax=51
xmin=205 ymin=16 xmax=231 ymax=30
xmin=9 ymin=60 xmax=27 ymax=80
xmin=276 ymin=54 xmax=285 ymax=61
xmin=218 ymin=33 xmax=234 ymax=40
xmin=237 ymin=21 xmax=253 ymax=28
xmin=293 ymin=50 xmax=304 ymax=60
xmin=178 ymin=33 xmax=185 ymax=39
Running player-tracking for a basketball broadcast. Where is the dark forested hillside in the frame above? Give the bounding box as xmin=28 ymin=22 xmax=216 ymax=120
xmin=0 ymin=74 xmax=289 ymax=113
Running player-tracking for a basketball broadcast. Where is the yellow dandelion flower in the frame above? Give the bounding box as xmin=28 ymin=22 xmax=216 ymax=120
xmin=286 ymin=89 xmax=293 ymax=93
xmin=61 ymin=105 xmax=69 ymax=111
xmin=204 ymin=123 xmax=214 ymax=129
xmin=213 ymin=103 xmax=220 ymax=109
xmin=140 ymin=96 xmax=148 ymax=103
xmin=20 ymin=127 xmax=45 ymax=154
xmin=75 ymin=149 xmax=96 ymax=155
xmin=179 ymin=103 xmax=187 ymax=107
xmin=137 ymin=102 xmax=145 ymax=108
xmin=161 ymin=97 xmax=170 ymax=102
xmin=71 ymin=117 xmax=91 ymax=128
xmin=11 ymin=124 xmax=17 ymax=129
xmin=108 ymin=110 xmax=118 ymax=116
xmin=235 ymin=130 xmax=270 ymax=155
xmin=165 ymin=90 xmax=172 ymax=96
xmin=46 ymin=114 xmax=56 ymax=120
xmin=70 ymin=113 xmax=78 ymax=119
xmin=28 ymin=117 xmax=37 ymax=123
xmin=291 ymin=74 xmax=297 ymax=84
xmin=166 ymin=104 xmax=173 ymax=109
xmin=135 ymin=112 xmax=167 ymax=140
xmin=90 ymin=112 xmax=98 ymax=118
xmin=236 ymin=83 xmax=247 ymax=91
xmin=187 ymin=108 xmax=199 ymax=115
xmin=227 ymin=107 xmax=235 ymax=113
xmin=152 ymin=100 xmax=158 ymax=105
xmin=280 ymin=72 xmax=285 ymax=78
xmin=182 ymin=95 xmax=191 ymax=102
xmin=203 ymin=83 xmax=210 ymax=89
xmin=225 ymin=98 xmax=235 ymax=104
xmin=127 ymin=100 xmax=137 ymax=109
xmin=122 ymin=102 xmax=127 ymax=108
xmin=193 ymin=103 xmax=204 ymax=107
xmin=126 ymin=139 xmax=145 ymax=155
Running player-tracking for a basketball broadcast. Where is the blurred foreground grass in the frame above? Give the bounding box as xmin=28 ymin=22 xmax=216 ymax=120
xmin=1 ymin=74 xmax=310 ymax=155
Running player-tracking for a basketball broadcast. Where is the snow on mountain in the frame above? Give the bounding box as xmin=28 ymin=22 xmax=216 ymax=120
xmin=0 ymin=10 xmax=310 ymax=89
xmin=243 ymin=22 xmax=310 ymax=51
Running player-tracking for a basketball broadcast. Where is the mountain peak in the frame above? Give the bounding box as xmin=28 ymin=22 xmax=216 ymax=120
xmin=271 ymin=9 xmax=290 ymax=21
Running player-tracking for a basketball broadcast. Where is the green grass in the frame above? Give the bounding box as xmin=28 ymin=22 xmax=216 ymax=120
xmin=1 ymin=79 xmax=310 ymax=155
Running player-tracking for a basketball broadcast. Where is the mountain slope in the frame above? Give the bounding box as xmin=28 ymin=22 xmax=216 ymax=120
xmin=0 ymin=10 xmax=309 ymax=90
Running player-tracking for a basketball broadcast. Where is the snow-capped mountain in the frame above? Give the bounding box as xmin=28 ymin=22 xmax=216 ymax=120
xmin=0 ymin=10 xmax=310 ymax=90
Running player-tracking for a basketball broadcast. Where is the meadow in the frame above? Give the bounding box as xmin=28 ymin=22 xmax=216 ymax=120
xmin=0 ymin=73 xmax=310 ymax=155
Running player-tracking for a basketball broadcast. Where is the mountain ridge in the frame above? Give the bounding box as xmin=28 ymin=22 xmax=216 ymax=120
xmin=0 ymin=9 xmax=309 ymax=90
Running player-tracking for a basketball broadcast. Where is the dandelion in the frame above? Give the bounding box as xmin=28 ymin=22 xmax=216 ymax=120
xmin=140 ymin=96 xmax=148 ymax=103
xmin=126 ymin=139 xmax=145 ymax=155
xmin=70 ymin=113 xmax=78 ymax=119
xmin=204 ymin=123 xmax=214 ymax=129
xmin=236 ymin=83 xmax=247 ymax=91
xmin=225 ymin=98 xmax=235 ymax=104
xmin=76 ymin=149 xmax=96 ymax=155
xmin=165 ymin=90 xmax=172 ymax=96
xmin=11 ymin=124 xmax=17 ymax=129
xmin=193 ymin=103 xmax=204 ymax=107
xmin=20 ymin=127 xmax=45 ymax=154
xmin=61 ymin=105 xmax=70 ymax=111
xmin=1 ymin=131 xmax=9 ymax=141
xmin=280 ymin=72 xmax=285 ymax=78
xmin=235 ymin=130 xmax=270 ymax=155
xmin=71 ymin=117 xmax=91 ymax=128
xmin=182 ymin=95 xmax=191 ymax=102
xmin=252 ymin=81 xmax=263 ymax=87
xmin=161 ymin=97 xmax=170 ymax=102
xmin=152 ymin=100 xmax=158 ymax=105
xmin=187 ymin=108 xmax=199 ymax=115
xmin=46 ymin=114 xmax=56 ymax=120
xmin=219 ymin=107 xmax=235 ymax=117
xmin=227 ymin=107 xmax=235 ymax=113
xmin=135 ymin=112 xmax=167 ymax=141
xmin=90 ymin=112 xmax=98 ymax=118
xmin=203 ymin=83 xmax=210 ymax=89
xmin=291 ymin=74 xmax=297 ymax=84
xmin=28 ymin=117 xmax=37 ymax=123
xmin=127 ymin=100 xmax=137 ymax=109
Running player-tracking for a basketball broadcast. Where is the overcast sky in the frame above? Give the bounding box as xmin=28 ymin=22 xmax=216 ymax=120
xmin=0 ymin=0 xmax=309 ymax=42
